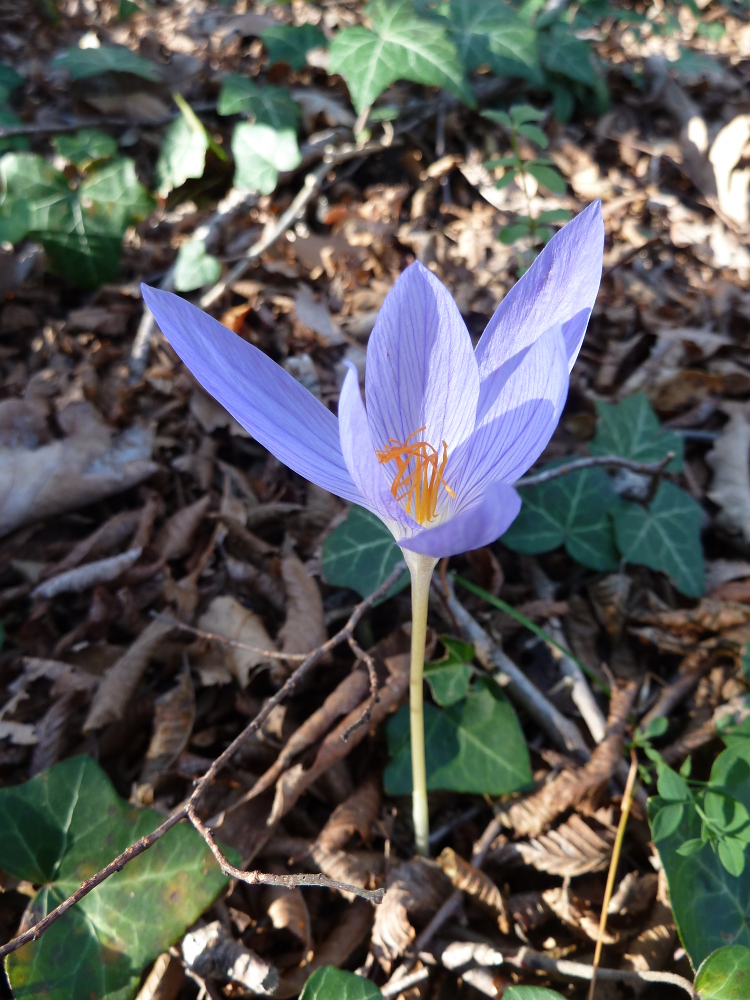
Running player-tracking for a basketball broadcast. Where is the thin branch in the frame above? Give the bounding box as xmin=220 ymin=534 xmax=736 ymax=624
xmin=0 ymin=563 xmax=406 ymax=959
xmin=150 ymin=611 xmax=307 ymax=661
xmin=0 ymin=103 xmax=218 ymax=138
xmin=516 ymin=452 xmax=675 ymax=488
xmin=342 ymin=636 xmax=380 ymax=741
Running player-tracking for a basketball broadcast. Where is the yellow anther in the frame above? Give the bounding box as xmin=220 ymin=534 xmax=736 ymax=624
xmin=375 ymin=426 xmax=455 ymax=524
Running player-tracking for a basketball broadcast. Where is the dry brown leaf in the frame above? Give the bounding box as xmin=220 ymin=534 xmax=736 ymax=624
xmin=154 ymin=495 xmax=211 ymax=561
xmin=709 ymin=115 xmax=750 ymax=226
xmin=505 ymin=814 xmax=615 ymax=878
xmin=372 ymin=859 xmax=451 ymax=970
xmin=276 ymin=550 xmax=327 ymax=679
xmin=310 ymin=844 xmax=378 ymax=902
xmin=0 ymin=402 xmax=157 ymax=538
xmin=497 ymin=682 xmax=638 ymax=838
xmin=542 ymin=885 xmax=623 ymax=944
xmin=30 ymin=692 xmax=80 ymax=774
xmin=0 ymin=720 xmax=38 ymax=745
xmin=261 ymin=882 xmax=312 ymax=955
xmin=274 ymin=898 xmax=373 ymax=999
xmin=32 ymin=548 xmax=142 ymax=600
xmin=314 ymin=774 xmax=381 ymax=853
xmin=42 ymin=509 xmax=141 ymax=580
xmin=707 ymin=410 xmax=750 ymax=549
xmin=294 ymin=285 xmax=344 ymax=346
xmin=134 ymin=953 xmax=184 ymax=1000
xmin=140 ymin=668 xmax=196 ymax=782
xmin=507 ymin=892 xmax=553 ymax=933
xmin=608 ymin=871 xmax=659 ymax=917
xmin=437 ymin=847 xmax=510 ymax=933
xmin=190 ymin=386 xmax=249 ymax=437
xmin=84 ymin=619 xmax=174 ymax=732
xmin=195 ymin=595 xmax=275 ymax=688
xmin=623 ymin=868 xmax=677 ymax=972
xmin=182 ymin=920 xmax=278 ymax=995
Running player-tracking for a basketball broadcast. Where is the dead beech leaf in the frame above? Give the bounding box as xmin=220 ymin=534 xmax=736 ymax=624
xmin=497 ymin=682 xmax=638 ymax=838
xmin=310 ymin=844 xmax=377 ymax=902
xmin=437 ymin=847 xmax=510 ymax=934
xmin=508 ymin=891 xmax=553 ymax=933
xmin=154 ymin=495 xmax=211 ymax=561
xmin=43 ymin=509 xmax=140 ymax=580
xmin=141 ymin=668 xmax=196 ymax=782
xmin=0 ymin=720 xmax=38 ymax=745
xmin=275 ymin=550 xmax=327 ymax=683
xmin=314 ymin=774 xmax=381 ymax=853
xmin=190 ymin=386 xmax=249 ymax=437
xmin=608 ymin=871 xmax=658 ymax=917
xmin=195 ymin=595 xmax=275 ymax=688
xmin=32 ymin=548 xmax=142 ymax=600
xmin=262 ymin=882 xmax=312 ymax=955
xmin=709 ymin=115 xmax=750 ymax=226
xmin=84 ymin=619 xmax=174 ymax=732
xmin=542 ymin=885 xmax=622 ymax=944
xmin=30 ymin=692 xmax=80 ymax=775
xmin=707 ymin=410 xmax=750 ymax=548
xmin=134 ymin=952 xmax=184 ymax=1000
xmin=294 ymin=285 xmax=344 ymax=346
xmin=503 ymin=813 xmax=615 ymax=878
xmin=0 ymin=402 xmax=156 ymax=538
xmin=372 ymin=859 xmax=451 ymax=970
xmin=623 ymin=868 xmax=677 ymax=972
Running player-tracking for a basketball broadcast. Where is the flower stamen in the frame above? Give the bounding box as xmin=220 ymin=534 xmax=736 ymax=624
xmin=375 ymin=426 xmax=455 ymax=524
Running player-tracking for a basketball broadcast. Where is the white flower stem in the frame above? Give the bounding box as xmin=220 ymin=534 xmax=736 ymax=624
xmin=404 ymin=551 xmax=438 ymax=856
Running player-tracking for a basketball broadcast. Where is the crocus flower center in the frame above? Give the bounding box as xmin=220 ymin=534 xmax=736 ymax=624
xmin=375 ymin=426 xmax=456 ymax=525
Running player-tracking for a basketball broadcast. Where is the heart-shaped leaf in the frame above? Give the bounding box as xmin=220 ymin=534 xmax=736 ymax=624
xmin=442 ymin=0 xmax=541 ymax=82
xmin=695 ymin=945 xmax=750 ymax=999
xmin=385 ymin=677 xmax=532 ymax=795
xmin=590 ymin=392 xmax=684 ymax=471
xmin=231 ymin=121 xmax=301 ymax=194
xmin=173 ymin=240 xmax=222 ymax=292
xmin=328 ymin=0 xmax=474 ymax=113
xmin=300 ymin=967 xmax=383 ymax=999
xmin=1 ymin=756 xmax=229 ymax=1000
xmin=155 ymin=101 xmax=209 ymax=196
xmin=322 ymin=504 xmax=407 ymax=600
xmin=52 ymin=45 xmax=161 ymax=81
xmin=539 ymin=23 xmax=599 ymax=88
xmin=262 ymin=24 xmax=327 ymax=71
xmin=218 ymin=75 xmax=301 ymax=130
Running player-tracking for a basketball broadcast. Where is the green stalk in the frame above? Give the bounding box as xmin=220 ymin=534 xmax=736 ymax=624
xmin=404 ymin=550 xmax=438 ymax=856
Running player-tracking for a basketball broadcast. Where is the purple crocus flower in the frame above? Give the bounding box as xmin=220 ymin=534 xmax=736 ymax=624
xmin=142 ymin=201 xmax=603 ymax=558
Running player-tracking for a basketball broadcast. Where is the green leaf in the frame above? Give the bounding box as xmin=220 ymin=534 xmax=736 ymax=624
xmin=442 ymin=0 xmax=541 ymax=82
xmin=526 ymin=162 xmax=566 ymax=194
xmin=499 ymin=221 xmax=533 ymax=244
xmin=494 ymin=167 xmax=518 ymax=188
xmin=321 ymin=505 xmax=407 ymax=601
xmin=52 ymin=44 xmax=161 ymax=81
xmin=231 ymin=121 xmax=301 ymax=195
xmin=328 ymin=0 xmax=474 ymax=114
xmin=218 ymin=75 xmax=300 ymax=130
xmin=385 ymin=676 xmax=532 ymax=795
xmin=517 ymin=123 xmax=548 ymax=147
xmin=78 ymin=157 xmax=154 ymax=235
xmin=262 ymin=24 xmax=327 ymax=71
xmin=173 ymin=240 xmax=222 ymax=292
xmin=155 ymin=100 xmax=209 ymax=196
xmin=502 ymin=463 xmax=620 ymax=572
xmin=642 ymin=715 xmax=669 ymax=740
xmin=651 ymin=793 xmax=750 ymax=966
xmin=505 ymin=989 xmax=566 ymax=1000
xmin=695 ymin=945 xmax=750 ymax=999
xmin=651 ymin=802 xmax=685 ymax=840
xmin=482 ymin=108 xmax=512 ymax=127
xmin=676 ymin=837 xmax=705 ymax=857
xmin=425 ymin=637 xmax=475 ymax=707
xmin=590 ymin=392 xmax=683 ymax=471
xmin=612 ymin=482 xmax=705 ymax=597
xmin=657 ymin=765 xmax=690 ymax=802
xmin=0 ymin=61 xmax=23 ymax=104
xmin=705 ymin=746 xmax=750 ymax=844
xmin=551 ymin=83 xmax=575 ymax=123
xmin=0 ymin=108 xmax=30 ymax=153
xmin=536 ymin=208 xmax=571 ymax=223
xmin=52 ymin=129 xmax=118 ymax=169
xmin=510 ymin=104 xmax=546 ymax=124
xmin=539 ymin=23 xmax=599 ymax=87
xmin=719 ymin=838 xmax=746 ymax=878
xmin=1 ymin=757 xmax=229 ymax=1000
xmin=300 ymin=966 xmax=383 ymax=1000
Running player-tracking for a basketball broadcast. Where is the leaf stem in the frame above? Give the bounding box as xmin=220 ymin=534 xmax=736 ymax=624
xmin=405 ymin=551 xmax=438 ymax=856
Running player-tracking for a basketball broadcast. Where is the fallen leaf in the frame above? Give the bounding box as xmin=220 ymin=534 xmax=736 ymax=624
xmin=0 ymin=720 xmax=38 ymax=745
xmin=707 ymin=410 xmax=750 ymax=549
xmin=372 ymin=859 xmax=451 ymax=970
xmin=294 ymin=284 xmax=345 ymax=346
xmin=313 ymin=774 xmax=381 ymax=852
xmin=623 ymin=868 xmax=677 ymax=972
xmin=494 ymin=813 xmax=614 ymax=878
xmin=437 ymin=847 xmax=510 ymax=933
xmin=276 ymin=550 xmax=327 ymax=679
xmin=32 ymin=547 xmax=142 ymax=600
xmin=262 ymin=880 xmax=312 ymax=955
xmin=141 ymin=668 xmax=196 ymax=782
xmin=195 ymin=595 xmax=275 ymax=688
xmin=154 ymin=495 xmax=211 ymax=561
xmin=182 ymin=919 xmax=278 ymax=995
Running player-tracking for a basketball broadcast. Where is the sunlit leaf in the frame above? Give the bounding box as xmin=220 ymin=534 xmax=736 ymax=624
xmin=262 ymin=23 xmax=327 ymax=70
xmin=321 ymin=504 xmax=407 ymax=600
xmin=441 ymin=0 xmax=541 ymax=82
xmin=590 ymin=392 xmax=684 ymax=471
xmin=526 ymin=162 xmax=566 ymax=193
xmin=218 ymin=75 xmax=300 ymax=130
xmin=539 ymin=23 xmax=599 ymax=87
xmin=300 ymin=966 xmax=382 ymax=1000
xmin=52 ymin=44 xmax=161 ymax=81
xmin=173 ymin=240 xmax=222 ymax=292
xmin=155 ymin=99 xmax=209 ymax=196
xmin=231 ymin=121 xmax=301 ymax=194
xmin=52 ymin=129 xmax=118 ymax=169
xmin=695 ymin=945 xmax=750 ymax=999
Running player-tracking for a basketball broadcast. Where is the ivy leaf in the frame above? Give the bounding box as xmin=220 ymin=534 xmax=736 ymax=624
xmin=505 ymin=989 xmax=566 ymax=1000
xmin=1 ymin=757 xmax=229 ymax=1000
xmin=385 ymin=677 xmax=532 ymax=795
xmin=155 ymin=98 xmax=209 ymax=196
xmin=442 ymin=0 xmax=541 ymax=82
xmin=173 ymin=240 xmax=222 ymax=292
xmin=502 ymin=463 xmax=620 ymax=571
xmin=695 ymin=945 xmax=750 ymax=999
xmin=328 ymin=0 xmax=474 ymax=114
xmin=612 ymin=482 xmax=705 ymax=597
xmin=299 ymin=966 xmax=382 ymax=1000
xmin=590 ymin=392 xmax=684 ymax=471
xmin=0 ymin=61 xmax=23 ymax=104
xmin=51 ymin=128 xmax=118 ymax=169
xmin=218 ymin=75 xmax=300 ymax=130
xmin=231 ymin=121 xmax=301 ymax=195
xmin=0 ymin=108 xmax=29 ymax=154
xmin=321 ymin=504 xmax=407 ymax=600
xmin=52 ymin=44 xmax=161 ymax=81
xmin=262 ymin=24 xmax=327 ymax=71
xmin=539 ymin=23 xmax=599 ymax=88
xmin=425 ymin=636 xmax=475 ymax=707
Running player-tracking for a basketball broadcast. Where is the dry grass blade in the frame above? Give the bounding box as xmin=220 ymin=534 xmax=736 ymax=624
xmin=437 ymin=847 xmax=510 ymax=933
xmin=314 ymin=773 xmax=381 ymax=852
xmin=372 ymin=859 xmax=452 ymax=970
xmin=140 ymin=667 xmax=196 ymax=782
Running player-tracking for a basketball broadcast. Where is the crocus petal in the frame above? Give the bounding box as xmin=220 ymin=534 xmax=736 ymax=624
xmin=142 ymin=285 xmax=364 ymax=505
xmin=365 ymin=261 xmax=479 ymax=455
xmin=475 ymin=200 xmax=604 ymax=378
xmin=338 ymin=363 xmax=418 ymax=535
xmin=449 ymin=323 xmax=569 ymax=503
xmin=400 ymin=480 xmax=522 ymax=558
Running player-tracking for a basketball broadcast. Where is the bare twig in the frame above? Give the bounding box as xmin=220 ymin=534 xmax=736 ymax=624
xmin=0 ymin=563 xmax=406 ymax=959
xmin=516 ymin=453 xmax=675 ymax=488
xmin=588 ymin=750 xmax=639 ymax=1000
xmin=150 ymin=611 xmax=307 ymax=661
xmin=342 ymin=636 xmax=381 ymax=741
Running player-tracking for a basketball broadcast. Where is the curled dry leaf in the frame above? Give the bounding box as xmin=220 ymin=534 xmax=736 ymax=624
xmin=30 ymin=692 xmax=80 ymax=774
xmin=497 ymin=682 xmax=638 ymax=838
xmin=261 ymin=882 xmax=312 ymax=956
xmin=182 ymin=920 xmax=279 ymax=996
xmin=195 ymin=595 xmax=275 ymax=688
xmin=190 ymin=386 xmax=249 ymax=437
xmin=42 ymin=509 xmax=141 ymax=580
xmin=508 ymin=891 xmax=554 ymax=933
xmin=707 ymin=410 xmax=750 ymax=549
xmin=372 ymin=859 xmax=452 ymax=970
xmin=0 ymin=401 xmax=157 ymax=538
xmin=140 ymin=668 xmax=196 ymax=782
xmin=310 ymin=844 xmax=378 ymax=902
xmin=608 ymin=871 xmax=659 ymax=917
xmin=32 ymin=547 xmax=142 ymax=600
xmin=623 ymin=868 xmax=677 ymax=972
xmin=314 ymin=773 xmax=381 ymax=853
xmin=0 ymin=720 xmax=38 ymax=745
xmin=542 ymin=885 xmax=623 ymax=944
xmin=437 ymin=847 xmax=510 ymax=934
xmin=133 ymin=952 xmax=184 ymax=1000
xmin=276 ymin=550 xmax=327 ymax=681
xmin=154 ymin=494 xmax=212 ymax=561
xmin=83 ymin=618 xmax=174 ymax=732
xmin=495 ymin=813 xmax=615 ymax=878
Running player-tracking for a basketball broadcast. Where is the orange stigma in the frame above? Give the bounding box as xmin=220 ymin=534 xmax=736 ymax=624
xmin=375 ymin=426 xmax=455 ymax=524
